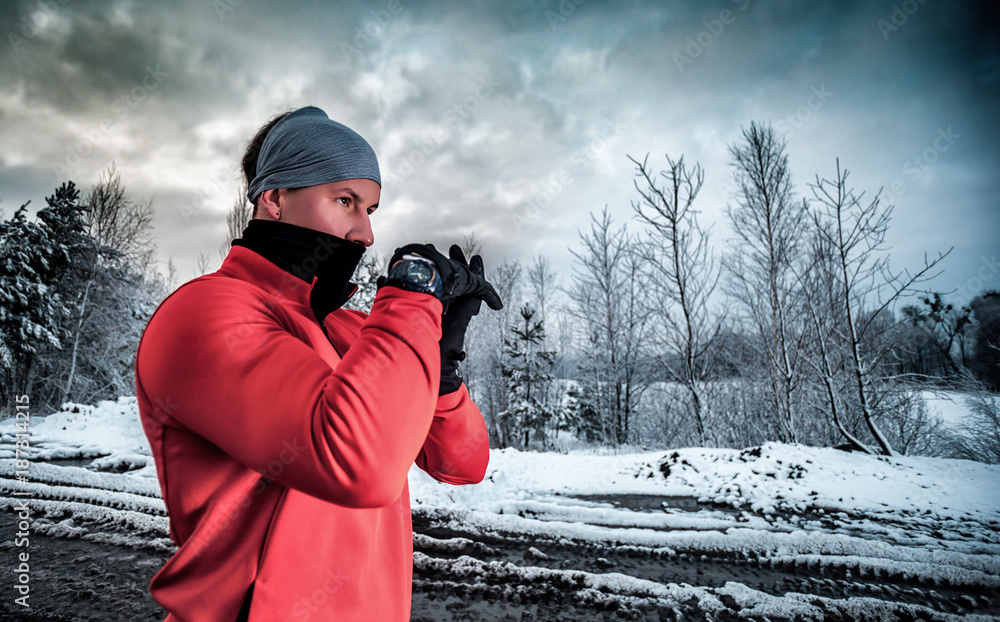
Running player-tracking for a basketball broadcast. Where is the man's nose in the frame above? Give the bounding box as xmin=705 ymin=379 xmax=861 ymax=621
xmin=346 ymin=212 xmax=374 ymax=247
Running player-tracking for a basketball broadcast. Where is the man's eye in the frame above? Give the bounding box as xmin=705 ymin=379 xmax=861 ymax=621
xmin=337 ymin=197 xmax=350 ymax=206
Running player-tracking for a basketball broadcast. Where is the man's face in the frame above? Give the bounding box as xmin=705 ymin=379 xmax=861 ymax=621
xmin=258 ymin=178 xmax=380 ymax=247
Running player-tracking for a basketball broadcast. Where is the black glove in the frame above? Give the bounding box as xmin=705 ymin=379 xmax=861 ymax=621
xmin=438 ymin=246 xmax=487 ymax=395
xmin=384 ymin=243 xmax=503 ymax=310
xmin=376 ymin=243 xmax=503 ymax=395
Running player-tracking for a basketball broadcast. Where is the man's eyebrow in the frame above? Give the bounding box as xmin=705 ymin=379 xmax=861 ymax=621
xmin=335 ymin=187 xmax=378 ymax=209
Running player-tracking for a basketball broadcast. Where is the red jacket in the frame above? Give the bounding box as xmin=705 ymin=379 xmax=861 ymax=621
xmin=134 ymin=243 xmax=490 ymax=621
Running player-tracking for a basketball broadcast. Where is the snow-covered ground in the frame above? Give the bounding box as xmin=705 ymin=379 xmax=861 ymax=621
xmin=923 ymin=389 xmax=976 ymax=430
xmin=0 ymin=395 xmax=155 ymax=474
xmin=2 ymin=397 xmax=999 ymax=620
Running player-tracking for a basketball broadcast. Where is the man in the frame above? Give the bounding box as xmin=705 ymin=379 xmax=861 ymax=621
xmin=134 ymin=105 xmax=502 ymax=621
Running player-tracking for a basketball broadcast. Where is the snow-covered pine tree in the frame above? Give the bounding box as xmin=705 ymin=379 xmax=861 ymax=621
xmin=469 ymin=259 xmax=523 ymax=448
xmin=343 ymin=250 xmax=387 ymax=314
xmin=35 ymin=181 xmax=108 ymax=408
xmin=47 ymin=170 xmax=161 ymax=410
xmin=0 ymin=197 xmax=75 ymax=415
xmin=564 ymin=379 xmax=602 ymax=443
xmin=2 ymin=176 xmax=158 ymax=415
xmin=498 ymin=303 xmax=559 ymax=449
xmin=36 ymin=181 xmax=90 ymax=264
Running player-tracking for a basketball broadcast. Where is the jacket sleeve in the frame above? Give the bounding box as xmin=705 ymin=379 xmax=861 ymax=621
xmin=135 ymin=279 xmax=442 ymax=509
xmin=414 ymin=384 xmax=490 ymax=485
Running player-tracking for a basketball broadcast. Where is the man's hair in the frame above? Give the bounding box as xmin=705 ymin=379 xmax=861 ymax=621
xmin=242 ymin=110 xmax=293 ymax=217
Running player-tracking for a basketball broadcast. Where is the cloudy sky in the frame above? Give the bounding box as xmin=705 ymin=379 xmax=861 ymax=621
xmin=2 ymin=0 xmax=998 ymax=305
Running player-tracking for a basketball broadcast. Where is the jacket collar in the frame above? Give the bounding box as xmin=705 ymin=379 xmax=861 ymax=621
xmin=217 ymin=244 xmax=358 ymax=312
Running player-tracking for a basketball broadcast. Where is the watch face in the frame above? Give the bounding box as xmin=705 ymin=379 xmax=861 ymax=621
xmin=405 ymin=261 xmax=434 ymax=284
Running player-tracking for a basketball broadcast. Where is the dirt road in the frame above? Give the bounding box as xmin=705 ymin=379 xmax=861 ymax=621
xmin=0 ymin=465 xmax=997 ymax=621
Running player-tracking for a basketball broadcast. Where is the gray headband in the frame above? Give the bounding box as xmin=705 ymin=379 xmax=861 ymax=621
xmin=246 ymin=106 xmax=381 ymax=205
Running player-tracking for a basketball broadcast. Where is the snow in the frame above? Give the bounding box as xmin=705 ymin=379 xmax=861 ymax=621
xmin=0 ymin=460 xmax=161 ymax=497
xmin=407 ymin=439 xmax=1000 ymax=613
xmin=923 ymin=389 xmax=975 ymax=430
xmin=413 ymin=552 xmax=991 ymax=621
xmin=409 ymin=442 xmax=1000 ymax=527
xmin=0 ymin=395 xmax=155 ymax=475
xmin=2 ymin=395 xmax=999 ymax=618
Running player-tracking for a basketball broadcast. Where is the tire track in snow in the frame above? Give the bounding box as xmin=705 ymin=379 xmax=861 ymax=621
xmin=410 ymin=499 xmax=1000 ymax=620
xmin=2 ymin=462 xmax=997 ymax=620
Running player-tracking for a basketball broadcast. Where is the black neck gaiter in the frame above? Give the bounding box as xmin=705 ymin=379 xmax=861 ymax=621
xmin=232 ymin=219 xmax=366 ymax=322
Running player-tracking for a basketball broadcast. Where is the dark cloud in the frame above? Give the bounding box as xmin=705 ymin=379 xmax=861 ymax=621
xmin=0 ymin=0 xmax=996 ymax=297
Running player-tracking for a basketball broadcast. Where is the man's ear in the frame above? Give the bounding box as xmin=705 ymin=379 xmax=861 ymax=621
xmin=257 ymin=189 xmax=282 ymax=219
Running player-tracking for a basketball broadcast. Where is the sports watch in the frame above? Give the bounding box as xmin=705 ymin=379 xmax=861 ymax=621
xmin=385 ymin=254 xmax=444 ymax=299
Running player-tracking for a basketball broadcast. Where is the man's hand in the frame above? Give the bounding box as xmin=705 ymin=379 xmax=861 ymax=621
xmin=382 ymin=243 xmax=503 ymax=310
xmin=376 ymin=243 xmax=503 ymax=395
xmin=438 ymin=246 xmax=491 ymax=394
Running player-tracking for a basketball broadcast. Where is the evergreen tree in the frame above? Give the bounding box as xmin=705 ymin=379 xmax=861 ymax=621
xmin=343 ymin=251 xmax=386 ymax=314
xmin=34 ymin=181 xmax=108 ymax=407
xmin=969 ymin=291 xmax=1000 ymax=392
xmin=1 ymin=176 xmax=161 ymax=416
xmin=0 ymin=190 xmax=80 ymax=413
xmin=0 ymin=204 xmax=64 ymax=377
xmin=564 ymin=380 xmax=602 ymax=443
xmin=498 ymin=303 xmax=559 ymax=449
xmin=44 ymin=173 xmax=161 ymax=410
xmin=900 ymin=293 xmax=972 ymax=378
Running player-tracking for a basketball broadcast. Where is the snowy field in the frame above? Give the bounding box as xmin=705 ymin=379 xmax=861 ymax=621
xmin=922 ymin=390 xmax=978 ymax=431
xmin=1 ymin=397 xmax=999 ymax=620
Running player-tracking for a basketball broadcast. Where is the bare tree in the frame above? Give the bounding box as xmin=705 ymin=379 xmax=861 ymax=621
xmin=946 ymin=386 xmax=1000 ymax=464
xmin=195 ymin=252 xmax=213 ymax=277
xmin=85 ymin=162 xmax=155 ymax=267
xmin=527 ymin=255 xmax=556 ymax=335
xmin=725 ymin=121 xmax=810 ymax=442
xmin=459 ymin=232 xmax=482 ymax=260
xmin=900 ymin=293 xmax=971 ymax=377
xmin=56 ymin=165 xmax=156 ymax=404
xmin=220 ymin=186 xmax=253 ymax=262
xmin=629 ymin=153 xmax=725 ymax=446
xmin=805 ymin=158 xmax=951 ymax=456
xmin=799 ymin=231 xmax=877 ymax=452
xmin=566 ymin=207 xmax=650 ymax=445
xmin=466 ymin=259 xmax=522 ymax=448
xmin=525 ymin=254 xmax=563 ymax=436
xmin=164 ymin=257 xmax=179 ymax=294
